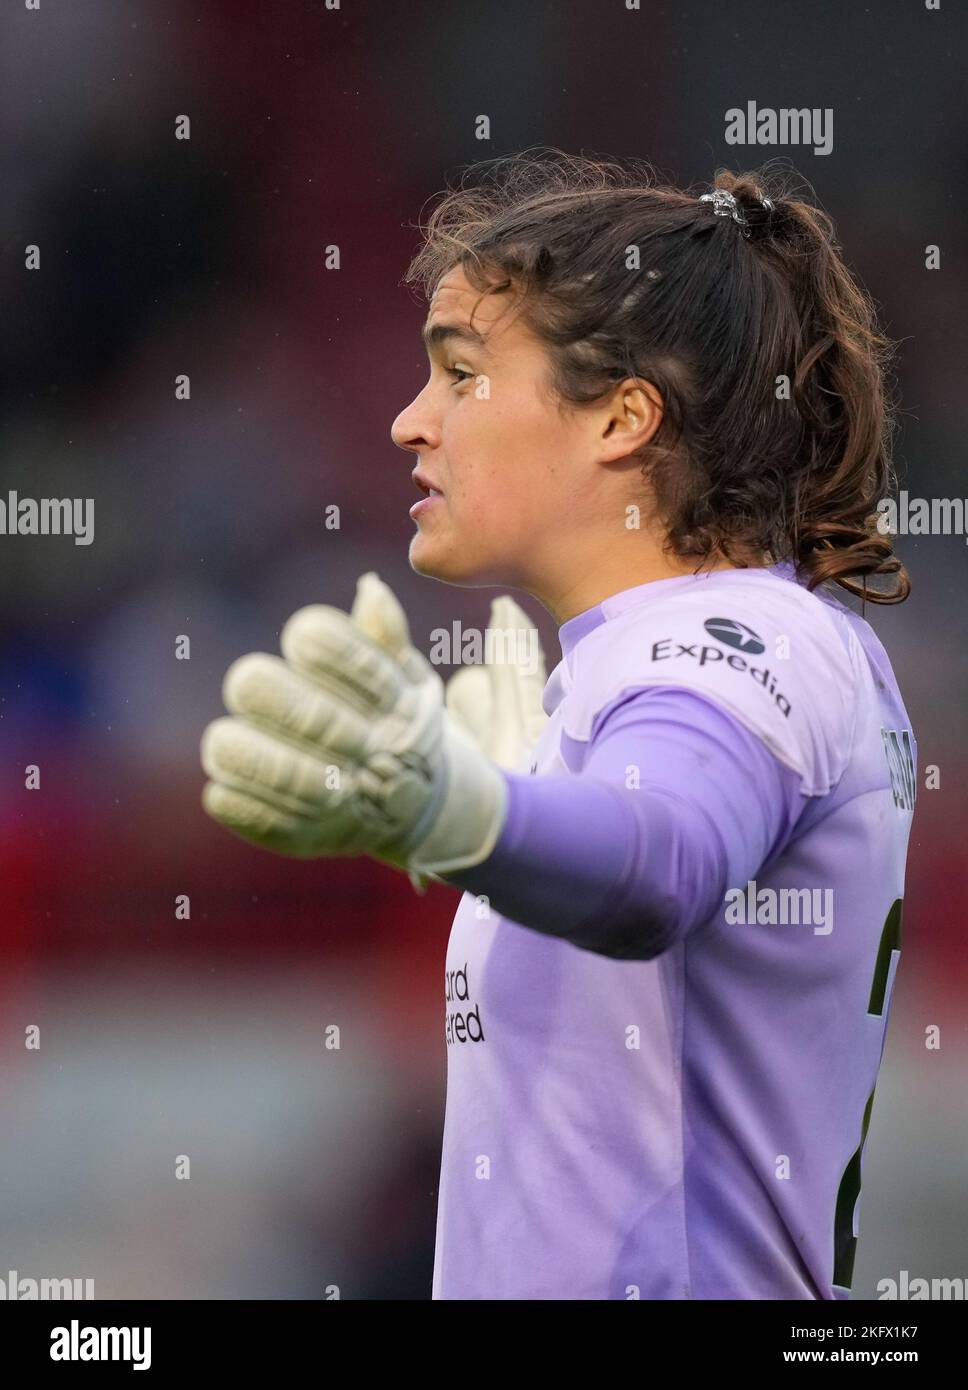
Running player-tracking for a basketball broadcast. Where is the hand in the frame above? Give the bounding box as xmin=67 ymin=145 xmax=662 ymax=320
xmin=352 ymin=572 xmax=549 ymax=772
xmin=200 ymin=580 xmax=508 ymax=877
xmin=445 ymin=595 xmax=550 ymax=772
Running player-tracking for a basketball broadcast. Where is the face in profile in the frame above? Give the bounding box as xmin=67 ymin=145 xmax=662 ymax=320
xmin=391 ymin=265 xmax=588 ymax=589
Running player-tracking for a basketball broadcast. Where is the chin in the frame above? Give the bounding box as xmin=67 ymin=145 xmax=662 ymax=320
xmin=409 ymin=534 xmax=485 ymax=586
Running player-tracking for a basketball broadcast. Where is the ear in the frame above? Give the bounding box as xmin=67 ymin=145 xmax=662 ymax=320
xmin=598 ymin=377 xmax=664 ymax=459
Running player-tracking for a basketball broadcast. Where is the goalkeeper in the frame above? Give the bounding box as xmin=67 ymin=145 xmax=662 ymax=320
xmin=200 ymin=153 xmax=916 ymax=1301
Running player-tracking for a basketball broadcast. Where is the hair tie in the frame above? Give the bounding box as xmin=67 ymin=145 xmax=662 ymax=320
xmin=699 ymin=189 xmax=774 ymax=240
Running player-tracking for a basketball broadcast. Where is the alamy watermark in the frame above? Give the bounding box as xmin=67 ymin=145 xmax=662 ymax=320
xmin=724 ymin=101 xmax=833 ymax=156
xmin=877 ymin=493 xmax=968 ymax=543
xmin=429 ymin=620 xmax=540 ymax=675
xmin=0 ymin=1268 xmax=94 ymax=1299
xmin=878 ymin=1269 xmax=966 ymax=1300
xmin=725 ymin=879 xmax=833 ymax=935
xmin=50 ymin=1319 xmax=151 ymax=1370
xmin=0 ymin=490 xmax=94 ymax=545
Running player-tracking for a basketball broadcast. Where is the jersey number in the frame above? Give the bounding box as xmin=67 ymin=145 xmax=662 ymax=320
xmin=832 ymin=897 xmax=903 ymax=1290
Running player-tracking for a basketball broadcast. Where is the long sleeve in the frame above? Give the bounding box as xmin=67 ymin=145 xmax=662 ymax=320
xmin=443 ymin=686 xmax=807 ymax=960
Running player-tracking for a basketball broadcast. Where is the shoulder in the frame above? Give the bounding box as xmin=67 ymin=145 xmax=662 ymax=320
xmin=564 ymin=570 xmax=859 ymax=796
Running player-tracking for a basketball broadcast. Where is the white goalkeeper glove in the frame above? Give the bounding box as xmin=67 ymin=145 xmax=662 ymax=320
xmin=352 ymin=573 xmax=548 ymax=772
xmin=343 ymin=573 xmax=550 ymax=889
xmin=351 ymin=574 xmax=548 ymax=774
xmin=200 ymin=580 xmax=509 ymax=879
xmin=444 ymin=594 xmax=549 ymax=772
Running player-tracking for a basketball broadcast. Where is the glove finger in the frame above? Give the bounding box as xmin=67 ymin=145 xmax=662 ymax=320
xmin=487 ymin=596 xmax=537 ymax=727
xmin=201 ymin=715 xmax=351 ymax=818
xmin=201 ymin=780 xmax=322 ymax=857
xmin=490 ymin=595 xmax=548 ymax=734
xmin=280 ymin=605 xmax=410 ymax=716
xmin=351 ymin=572 xmax=438 ymax=688
xmin=222 ymin=653 xmax=376 ymax=765
xmin=489 ymin=596 xmax=547 ymax=678
xmin=350 ymin=572 xmax=411 ymax=660
xmin=445 ymin=665 xmax=493 ymax=745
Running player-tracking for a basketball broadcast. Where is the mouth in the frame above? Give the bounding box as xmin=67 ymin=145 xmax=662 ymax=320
xmin=412 ymin=468 xmax=444 ymax=497
xmin=410 ymin=469 xmax=445 ymax=520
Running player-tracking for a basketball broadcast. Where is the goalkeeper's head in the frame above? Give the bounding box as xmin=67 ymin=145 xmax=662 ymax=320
xmin=390 ymin=146 xmax=909 ymax=622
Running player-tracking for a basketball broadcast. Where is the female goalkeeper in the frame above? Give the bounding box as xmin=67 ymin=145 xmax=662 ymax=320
xmin=201 ymin=152 xmax=917 ymax=1301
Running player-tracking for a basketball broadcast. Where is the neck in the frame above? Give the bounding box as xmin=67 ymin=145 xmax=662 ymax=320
xmin=533 ymin=548 xmax=756 ymax=626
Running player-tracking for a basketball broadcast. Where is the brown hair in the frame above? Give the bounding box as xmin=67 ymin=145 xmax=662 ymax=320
xmin=403 ymin=147 xmax=910 ymax=604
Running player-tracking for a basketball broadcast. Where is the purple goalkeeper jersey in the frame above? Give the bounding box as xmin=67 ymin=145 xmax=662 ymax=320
xmin=433 ymin=561 xmax=916 ymax=1300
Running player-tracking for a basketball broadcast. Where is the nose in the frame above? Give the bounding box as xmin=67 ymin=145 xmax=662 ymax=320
xmin=390 ymin=382 xmax=439 ymax=455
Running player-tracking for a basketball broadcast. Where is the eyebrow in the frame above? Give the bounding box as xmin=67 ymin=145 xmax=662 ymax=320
xmin=420 ymin=321 xmax=491 ymax=357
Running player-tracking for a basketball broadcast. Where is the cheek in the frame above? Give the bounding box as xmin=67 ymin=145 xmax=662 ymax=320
xmin=445 ymin=393 xmax=559 ymax=531
xmin=449 ymin=459 xmax=535 ymax=537
xmin=426 ymin=420 xmax=558 ymax=583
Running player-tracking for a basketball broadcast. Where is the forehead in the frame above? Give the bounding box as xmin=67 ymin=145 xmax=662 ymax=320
xmin=423 ymin=265 xmax=526 ymax=351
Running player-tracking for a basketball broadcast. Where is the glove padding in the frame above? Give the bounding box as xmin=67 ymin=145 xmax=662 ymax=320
xmin=353 ymin=573 xmax=549 ymax=772
xmin=445 ymin=594 xmax=549 ymax=772
xmin=200 ymin=588 xmax=508 ymax=877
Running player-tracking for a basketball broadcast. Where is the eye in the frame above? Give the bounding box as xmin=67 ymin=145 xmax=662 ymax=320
xmin=446 ymin=365 xmax=474 ymax=385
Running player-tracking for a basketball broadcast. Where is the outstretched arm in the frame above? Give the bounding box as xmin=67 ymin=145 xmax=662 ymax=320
xmin=443 ymin=686 xmax=806 ymax=960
